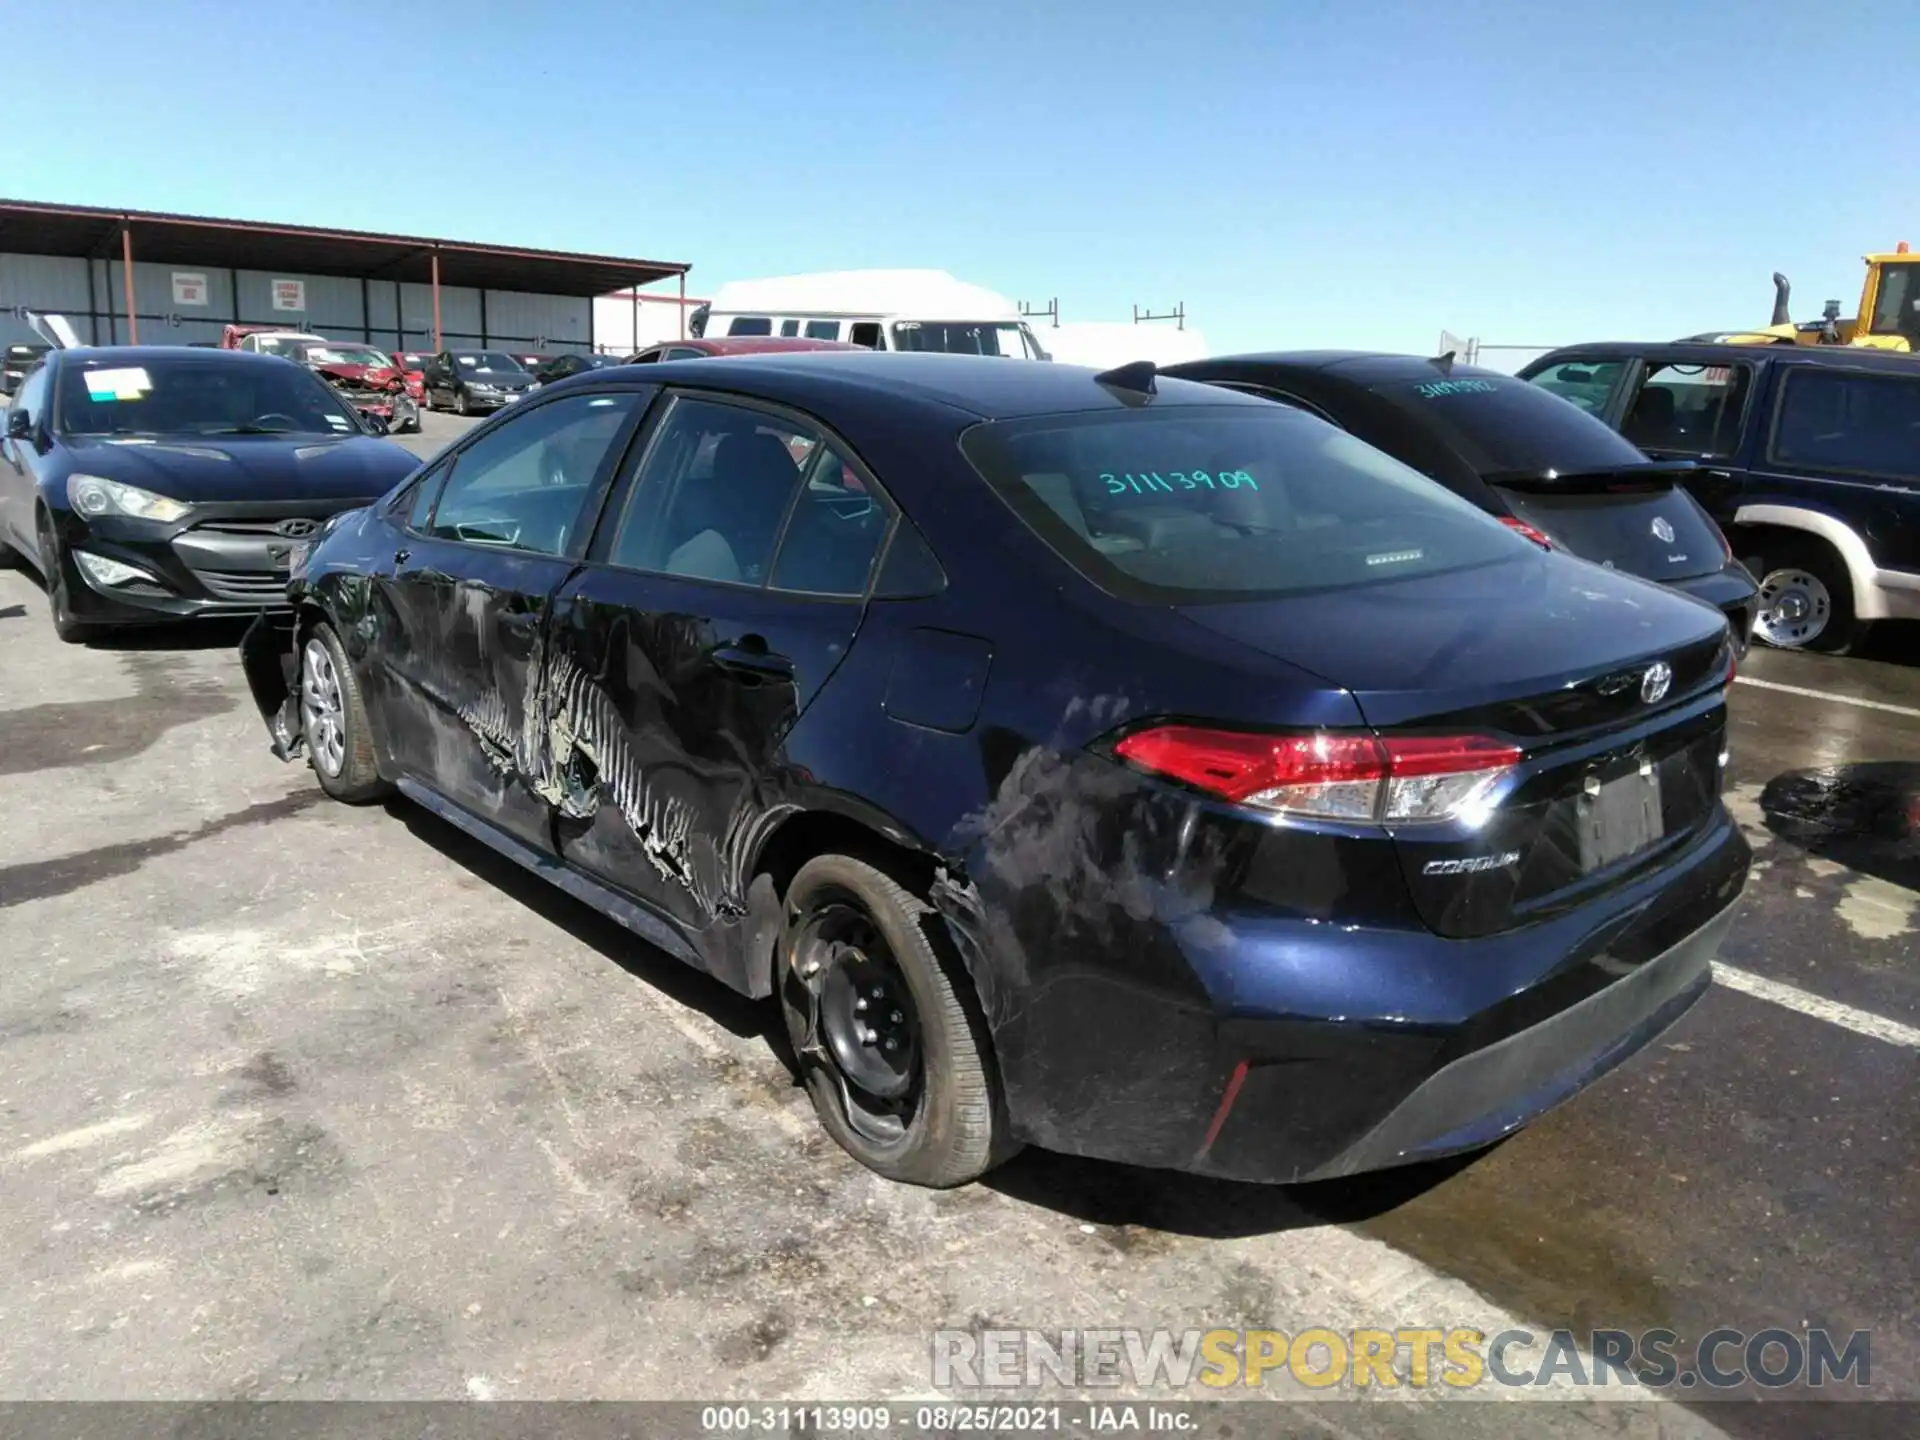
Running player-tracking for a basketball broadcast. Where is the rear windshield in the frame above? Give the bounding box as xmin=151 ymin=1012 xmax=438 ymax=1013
xmin=1371 ymin=373 xmax=1648 ymax=477
xmin=960 ymin=405 xmax=1532 ymax=603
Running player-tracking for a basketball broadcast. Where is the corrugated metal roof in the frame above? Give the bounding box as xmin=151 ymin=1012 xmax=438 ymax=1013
xmin=0 ymin=199 xmax=688 ymax=296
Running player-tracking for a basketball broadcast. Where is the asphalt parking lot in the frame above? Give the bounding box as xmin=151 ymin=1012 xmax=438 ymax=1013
xmin=0 ymin=406 xmax=1912 ymax=1435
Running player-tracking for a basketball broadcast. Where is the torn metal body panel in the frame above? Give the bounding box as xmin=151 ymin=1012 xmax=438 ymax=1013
xmin=240 ymin=354 xmax=1752 ymax=1184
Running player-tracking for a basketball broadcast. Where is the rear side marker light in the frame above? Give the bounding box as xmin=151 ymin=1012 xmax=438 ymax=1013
xmin=1499 ymin=516 xmax=1556 ymax=550
xmin=1112 ymin=726 xmax=1521 ymax=825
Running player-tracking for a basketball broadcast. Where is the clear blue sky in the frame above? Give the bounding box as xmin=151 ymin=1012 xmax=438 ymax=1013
xmin=6 ymin=0 xmax=1911 ymax=355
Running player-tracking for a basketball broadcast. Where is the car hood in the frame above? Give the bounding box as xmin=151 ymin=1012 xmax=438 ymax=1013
xmin=1178 ymin=550 xmax=1728 ymax=728
xmin=314 ymin=362 xmax=401 ymax=389
xmin=63 ymin=433 xmax=417 ymax=504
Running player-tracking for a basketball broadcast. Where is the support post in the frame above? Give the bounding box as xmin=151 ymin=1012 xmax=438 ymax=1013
xmin=121 ymin=224 xmax=139 ymax=345
xmin=678 ymin=272 xmax=686 ymax=340
xmin=431 ymin=249 xmax=443 ymax=350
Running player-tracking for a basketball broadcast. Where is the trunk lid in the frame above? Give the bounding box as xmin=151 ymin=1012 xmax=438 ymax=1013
xmin=1493 ymin=465 xmax=1728 ymax=584
xmin=1180 ymin=551 xmax=1734 ymax=937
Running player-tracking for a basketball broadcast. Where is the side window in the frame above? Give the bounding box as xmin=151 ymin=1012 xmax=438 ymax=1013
xmin=1621 ymin=361 xmax=1751 ymax=456
xmin=804 ymin=320 xmax=841 ymax=341
xmin=427 ymin=392 xmax=642 ymax=554
xmin=630 ymin=349 xmax=662 ymax=364
xmin=397 ymin=459 xmax=450 ymax=531
xmin=664 ymin=347 xmax=707 ymax=361
xmin=1770 ymin=368 xmax=1920 ymax=480
xmin=608 ymin=397 xmax=811 ymax=585
xmin=779 ymin=319 xmax=801 ymax=337
xmin=726 ymin=317 xmax=773 ymax=337
xmin=1526 ymin=358 xmax=1625 ymax=417
xmin=847 ymin=322 xmax=883 ymax=350
xmin=16 ymin=365 xmax=48 ymax=426
xmin=768 ymin=445 xmax=896 ymax=596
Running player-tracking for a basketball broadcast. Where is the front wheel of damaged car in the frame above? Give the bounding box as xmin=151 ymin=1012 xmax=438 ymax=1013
xmin=779 ymin=854 xmax=1017 ymax=1187
xmin=300 ymin=621 xmax=389 ymax=803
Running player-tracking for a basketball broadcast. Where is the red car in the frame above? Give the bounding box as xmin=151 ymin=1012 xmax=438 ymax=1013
xmin=623 ymin=336 xmax=860 ymax=363
xmin=388 ymin=351 xmax=429 ymax=405
xmin=291 ymin=341 xmax=422 ymax=433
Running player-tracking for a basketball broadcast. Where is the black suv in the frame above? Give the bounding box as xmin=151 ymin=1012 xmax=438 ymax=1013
xmin=1518 ymin=343 xmax=1920 ymax=653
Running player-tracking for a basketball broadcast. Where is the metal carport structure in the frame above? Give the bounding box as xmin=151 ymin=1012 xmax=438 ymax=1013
xmin=0 ymin=199 xmax=690 ymax=353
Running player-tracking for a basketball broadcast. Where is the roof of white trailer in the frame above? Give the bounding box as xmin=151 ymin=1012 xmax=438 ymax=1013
xmin=1032 ymin=322 xmax=1211 ymax=368
xmin=705 ymin=269 xmax=1021 ymax=319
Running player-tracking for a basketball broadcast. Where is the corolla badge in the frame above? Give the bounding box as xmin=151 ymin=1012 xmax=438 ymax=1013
xmin=1641 ymin=660 xmax=1673 ymax=704
xmin=1650 ymin=516 xmax=1676 ymax=543
xmin=274 ymin=517 xmax=319 ymax=539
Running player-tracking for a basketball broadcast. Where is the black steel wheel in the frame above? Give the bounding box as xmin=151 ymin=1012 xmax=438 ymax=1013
xmin=779 ymin=854 xmax=1014 ymax=1187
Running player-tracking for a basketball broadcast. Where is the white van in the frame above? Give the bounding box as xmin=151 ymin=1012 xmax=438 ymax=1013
xmin=1029 ymin=321 xmax=1211 ymax=370
xmin=695 ymin=269 xmax=1050 ymax=359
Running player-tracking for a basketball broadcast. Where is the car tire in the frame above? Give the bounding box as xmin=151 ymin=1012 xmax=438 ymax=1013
xmin=36 ymin=511 xmax=95 ymax=645
xmin=299 ymin=620 xmax=389 ymax=803
xmin=778 ymin=853 xmax=1016 ymax=1187
xmin=1749 ymin=538 xmax=1862 ymax=655
xmin=454 ymin=388 xmax=470 ymax=417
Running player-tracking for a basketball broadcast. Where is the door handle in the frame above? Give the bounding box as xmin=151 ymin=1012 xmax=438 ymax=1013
xmin=711 ymin=644 xmax=795 ymax=680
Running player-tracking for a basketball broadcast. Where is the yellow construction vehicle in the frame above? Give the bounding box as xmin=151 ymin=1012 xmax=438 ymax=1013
xmin=1687 ymin=243 xmax=1920 ymax=351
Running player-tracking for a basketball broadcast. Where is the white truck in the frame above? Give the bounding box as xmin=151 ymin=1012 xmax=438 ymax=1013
xmin=694 ymin=270 xmax=1049 ymax=359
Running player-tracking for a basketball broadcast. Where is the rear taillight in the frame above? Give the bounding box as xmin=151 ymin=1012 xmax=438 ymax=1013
xmin=1499 ymin=516 xmax=1556 ymax=550
xmin=1112 ymin=725 xmax=1521 ymax=825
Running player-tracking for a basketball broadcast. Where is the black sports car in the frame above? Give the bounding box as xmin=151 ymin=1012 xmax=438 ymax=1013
xmin=421 ymin=350 xmax=539 ymax=414
xmin=1166 ymin=353 xmax=1761 ymax=651
xmin=240 ymin=352 xmax=1746 ymax=1188
xmin=1 ymin=346 xmax=419 ymax=641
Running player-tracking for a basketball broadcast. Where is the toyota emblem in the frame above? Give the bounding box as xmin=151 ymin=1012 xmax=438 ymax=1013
xmin=274 ymin=518 xmax=318 ymax=539
xmin=1641 ymin=661 xmax=1673 ymax=704
xmin=1651 ymin=516 xmax=1676 ymax=544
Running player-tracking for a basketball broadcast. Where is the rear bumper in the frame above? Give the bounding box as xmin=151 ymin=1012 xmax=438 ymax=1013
xmin=1667 ymin=564 xmax=1758 ymax=655
xmin=1287 ymin=899 xmax=1731 ymax=1180
xmin=980 ymin=806 xmax=1749 ymax=1184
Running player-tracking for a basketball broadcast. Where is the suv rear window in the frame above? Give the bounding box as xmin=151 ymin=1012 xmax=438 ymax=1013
xmin=960 ymin=405 xmax=1530 ymax=603
xmin=1372 ymin=373 xmax=1647 ymax=476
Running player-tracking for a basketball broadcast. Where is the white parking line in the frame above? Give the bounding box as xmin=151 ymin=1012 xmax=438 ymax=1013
xmin=1713 ymin=963 xmax=1920 ymax=1047
xmin=1733 ymin=674 xmax=1920 ymax=719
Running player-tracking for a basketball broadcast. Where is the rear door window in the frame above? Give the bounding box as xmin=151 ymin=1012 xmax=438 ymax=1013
xmin=960 ymin=404 xmax=1531 ymax=603
xmin=607 ymin=396 xmax=811 ymax=586
xmin=1525 ymin=358 xmax=1626 ymax=416
xmin=1769 ymin=366 xmax=1920 ymax=480
xmin=1620 ymin=361 xmax=1752 ymax=457
xmin=804 ymin=320 xmax=842 ymax=341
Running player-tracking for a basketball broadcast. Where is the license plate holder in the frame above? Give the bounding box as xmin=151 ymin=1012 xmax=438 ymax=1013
xmin=1578 ymin=765 xmax=1665 ymax=871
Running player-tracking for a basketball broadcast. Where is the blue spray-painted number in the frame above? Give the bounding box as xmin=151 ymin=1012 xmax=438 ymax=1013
xmin=1101 ymin=470 xmax=1258 ymax=494
xmin=1413 ymin=378 xmax=1498 ymax=399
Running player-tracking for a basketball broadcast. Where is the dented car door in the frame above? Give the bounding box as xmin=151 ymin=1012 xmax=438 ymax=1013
xmin=538 ymin=393 xmax=897 ymax=945
xmin=367 ymin=390 xmax=648 ymax=849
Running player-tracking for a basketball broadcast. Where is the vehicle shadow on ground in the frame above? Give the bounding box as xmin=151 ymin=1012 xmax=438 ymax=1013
xmin=1851 ymin=619 xmax=1920 ymax=667
xmin=1760 ymin=761 xmax=1920 ymax=891
xmin=983 ymin=1140 xmax=1492 ymax=1240
xmin=386 ymin=798 xmax=794 ymax=1063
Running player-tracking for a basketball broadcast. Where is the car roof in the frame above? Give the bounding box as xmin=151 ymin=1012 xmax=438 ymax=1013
xmin=50 ymin=345 xmax=297 ymax=365
xmin=1172 ymin=351 xmax=1514 ymax=385
xmin=1528 ymin=340 xmax=1920 ymax=373
xmin=558 ymin=351 xmax=1278 ymax=422
xmin=668 ymin=337 xmax=862 ymax=355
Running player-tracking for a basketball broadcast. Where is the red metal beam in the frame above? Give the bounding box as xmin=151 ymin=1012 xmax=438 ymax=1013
xmin=121 ymin=224 xmax=138 ymax=345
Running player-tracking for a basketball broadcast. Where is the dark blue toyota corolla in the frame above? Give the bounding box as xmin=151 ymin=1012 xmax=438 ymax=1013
xmin=240 ymin=351 xmax=1749 ymax=1187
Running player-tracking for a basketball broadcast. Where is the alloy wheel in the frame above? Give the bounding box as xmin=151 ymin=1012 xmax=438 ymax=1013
xmin=300 ymin=638 xmax=348 ymax=777
xmin=1754 ymin=567 xmax=1831 ymax=648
